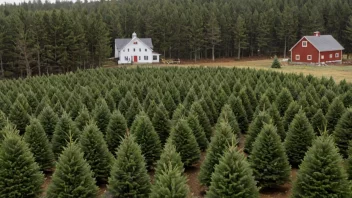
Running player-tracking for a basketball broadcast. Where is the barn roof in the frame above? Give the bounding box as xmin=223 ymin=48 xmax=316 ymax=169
xmin=115 ymin=38 xmax=153 ymax=50
xmin=290 ymin=35 xmax=344 ymax=51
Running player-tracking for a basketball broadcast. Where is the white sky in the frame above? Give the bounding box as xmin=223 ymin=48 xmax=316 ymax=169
xmin=0 ymin=0 xmax=77 ymax=4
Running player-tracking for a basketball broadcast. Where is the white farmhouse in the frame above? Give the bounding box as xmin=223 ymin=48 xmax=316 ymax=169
xmin=115 ymin=32 xmax=160 ymax=64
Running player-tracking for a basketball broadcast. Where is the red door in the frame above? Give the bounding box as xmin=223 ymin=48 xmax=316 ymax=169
xmin=133 ymin=56 xmax=138 ymax=62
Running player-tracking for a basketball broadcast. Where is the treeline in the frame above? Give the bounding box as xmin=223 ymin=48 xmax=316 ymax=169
xmin=2 ymin=0 xmax=352 ymax=77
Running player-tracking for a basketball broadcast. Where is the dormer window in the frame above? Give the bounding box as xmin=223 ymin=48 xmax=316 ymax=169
xmin=302 ymin=41 xmax=307 ymax=47
xmin=133 ymin=48 xmax=135 ymax=52
xmin=128 ymin=49 xmax=129 ymax=52
xmin=145 ymin=49 xmax=147 ymax=52
xmin=133 ymin=41 xmax=138 ymax=44
xmin=139 ymin=48 xmax=141 ymax=52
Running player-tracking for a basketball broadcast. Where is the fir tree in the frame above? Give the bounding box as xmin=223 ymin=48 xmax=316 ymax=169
xmin=171 ymin=104 xmax=187 ymax=125
xmin=267 ymin=104 xmax=286 ymax=141
xmin=326 ymin=97 xmax=345 ymax=133
xmin=276 ymin=88 xmax=294 ymax=117
xmin=347 ymin=141 xmax=352 ymax=180
xmin=199 ymin=122 xmax=236 ymax=186
xmin=187 ymin=111 xmax=209 ymax=151
xmin=239 ymin=89 xmax=254 ymax=122
xmin=249 ymin=124 xmax=290 ymax=188
xmin=206 ymin=145 xmax=259 ymax=198
xmin=0 ymin=132 xmax=44 ymax=197
xmin=244 ymin=111 xmax=271 ymax=154
xmin=284 ymin=110 xmax=315 ymax=167
xmin=320 ymin=96 xmax=330 ymax=114
xmin=8 ymin=96 xmax=30 ymax=134
xmin=106 ymin=110 xmax=127 ymax=155
xmin=117 ymin=98 xmax=128 ymax=116
xmin=38 ymin=105 xmax=58 ymax=141
xmin=311 ymin=109 xmax=327 ymax=135
xmin=126 ymin=98 xmax=142 ymax=127
xmin=0 ymin=110 xmax=8 ymax=131
xmin=24 ymin=118 xmax=54 ymax=171
xmin=283 ymin=101 xmax=300 ymax=131
xmin=130 ymin=112 xmax=162 ymax=169
xmin=74 ymin=106 xmax=91 ymax=131
xmin=52 ymin=112 xmax=80 ymax=158
xmin=333 ymin=108 xmax=352 ymax=158
xmin=190 ymin=101 xmax=212 ymax=141
xmin=217 ymin=104 xmax=241 ymax=137
xmin=228 ymin=94 xmax=248 ymax=133
xmin=152 ymin=104 xmax=171 ymax=145
xmin=107 ymin=134 xmax=151 ymax=197
xmin=46 ymin=142 xmax=99 ymax=198
xmin=162 ymin=91 xmax=176 ymax=118
xmin=80 ymin=121 xmax=113 ymax=183
xmin=169 ymin=118 xmax=200 ymax=167
xmin=93 ymin=98 xmax=111 ymax=134
xmin=292 ymin=135 xmax=351 ymax=198
xmin=271 ymin=55 xmax=281 ymax=68
xmin=146 ymin=100 xmax=158 ymax=119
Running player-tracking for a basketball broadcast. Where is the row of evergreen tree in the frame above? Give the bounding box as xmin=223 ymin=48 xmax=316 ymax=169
xmin=2 ymin=0 xmax=352 ymax=77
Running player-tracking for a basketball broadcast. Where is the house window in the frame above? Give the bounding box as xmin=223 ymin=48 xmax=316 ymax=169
xmin=145 ymin=49 xmax=147 ymax=52
xmin=330 ymin=54 xmax=333 ymax=58
xmin=133 ymin=48 xmax=135 ymax=52
xmin=125 ymin=56 xmax=128 ymax=61
xmin=321 ymin=55 xmax=324 ymax=60
xmin=335 ymin=53 xmax=339 ymax=58
xmin=307 ymin=55 xmax=312 ymax=60
xmin=133 ymin=41 xmax=138 ymax=44
xmin=139 ymin=56 xmax=141 ymax=60
xmin=139 ymin=48 xmax=141 ymax=52
xmin=153 ymin=55 xmax=157 ymax=60
xmin=123 ymin=50 xmax=125 ymax=52
xmin=144 ymin=56 xmax=148 ymax=60
xmin=296 ymin=55 xmax=300 ymax=60
xmin=302 ymin=41 xmax=307 ymax=47
xmin=128 ymin=49 xmax=129 ymax=52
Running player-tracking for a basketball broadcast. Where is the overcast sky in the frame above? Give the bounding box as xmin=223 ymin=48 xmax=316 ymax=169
xmin=0 ymin=0 xmax=77 ymax=4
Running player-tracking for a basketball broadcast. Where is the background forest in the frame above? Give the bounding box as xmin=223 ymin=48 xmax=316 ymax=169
xmin=1 ymin=0 xmax=352 ymax=77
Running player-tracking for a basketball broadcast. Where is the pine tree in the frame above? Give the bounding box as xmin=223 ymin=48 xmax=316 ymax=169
xmin=228 ymin=94 xmax=248 ymax=133
xmin=326 ymin=97 xmax=345 ymax=133
xmin=107 ymin=134 xmax=151 ymax=197
xmin=0 ymin=132 xmax=44 ymax=197
xmin=46 ymin=142 xmax=99 ymax=198
xmin=249 ymin=124 xmax=290 ymax=188
xmin=8 ymin=96 xmax=30 ymax=134
xmin=311 ymin=109 xmax=327 ymax=135
xmin=239 ymin=89 xmax=254 ymax=122
xmin=292 ymin=135 xmax=351 ymax=198
xmin=271 ymin=55 xmax=281 ymax=68
xmin=171 ymin=104 xmax=187 ymax=125
xmin=284 ymin=110 xmax=315 ymax=167
xmin=106 ymin=110 xmax=127 ymax=155
xmin=206 ymin=145 xmax=259 ymax=198
xmin=199 ymin=122 xmax=236 ymax=187
xmin=183 ymin=87 xmax=198 ymax=110
xmin=52 ymin=112 xmax=80 ymax=158
xmin=276 ymin=88 xmax=294 ymax=117
xmin=117 ymin=98 xmax=128 ymax=116
xmin=190 ymin=101 xmax=212 ymax=141
xmin=152 ymin=104 xmax=171 ymax=145
xmin=126 ymin=98 xmax=142 ymax=127
xmin=347 ymin=141 xmax=352 ymax=180
xmin=130 ymin=112 xmax=162 ymax=169
xmin=162 ymin=91 xmax=176 ymax=118
xmin=217 ymin=104 xmax=241 ymax=137
xmin=333 ymin=108 xmax=352 ymax=158
xmin=93 ymin=98 xmax=111 ymax=134
xmin=170 ymin=118 xmax=200 ymax=167
xmin=24 ymin=118 xmax=54 ymax=171
xmin=0 ymin=110 xmax=8 ymax=131
xmin=74 ymin=106 xmax=91 ymax=131
xmin=283 ymin=101 xmax=300 ymax=131
xmin=38 ymin=105 xmax=59 ymax=141
xmin=187 ymin=111 xmax=209 ymax=151
xmin=267 ymin=104 xmax=286 ymax=141
xmin=244 ymin=111 xmax=271 ymax=154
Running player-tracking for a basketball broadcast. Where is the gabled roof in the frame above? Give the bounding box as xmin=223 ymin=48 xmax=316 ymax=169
xmin=290 ymin=35 xmax=344 ymax=52
xmin=115 ymin=38 xmax=153 ymax=50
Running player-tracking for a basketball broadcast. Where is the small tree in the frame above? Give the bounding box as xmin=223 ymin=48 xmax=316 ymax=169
xmin=38 ymin=106 xmax=59 ymax=141
xmin=74 ymin=106 xmax=91 ymax=131
xmin=347 ymin=141 xmax=352 ymax=180
xmin=284 ymin=110 xmax=315 ymax=167
xmin=190 ymin=101 xmax=212 ymax=141
xmin=80 ymin=121 xmax=113 ymax=183
xmin=206 ymin=144 xmax=259 ymax=198
xmin=24 ymin=118 xmax=54 ymax=171
xmin=267 ymin=104 xmax=286 ymax=141
xmin=326 ymin=97 xmax=345 ymax=133
xmin=107 ymin=134 xmax=151 ymax=197
xmin=333 ymin=108 xmax=352 ymax=158
xmin=187 ymin=111 xmax=209 ymax=151
xmin=282 ymin=101 xmax=300 ymax=131
xmin=292 ymin=135 xmax=351 ymax=197
xmin=0 ymin=132 xmax=44 ymax=197
xmin=8 ymin=97 xmax=30 ymax=134
xmin=228 ymin=94 xmax=248 ymax=133
xmin=249 ymin=124 xmax=290 ymax=188
xmin=271 ymin=55 xmax=281 ymax=68
xmin=152 ymin=105 xmax=171 ymax=145
xmin=217 ymin=104 xmax=241 ymax=137
xmin=93 ymin=98 xmax=111 ymax=134
xmin=126 ymin=98 xmax=143 ymax=127
xmin=154 ymin=140 xmax=184 ymax=178
xmin=46 ymin=142 xmax=99 ymax=197
xmin=311 ymin=109 xmax=327 ymax=135
xmin=199 ymin=122 xmax=236 ymax=187
xmin=276 ymin=88 xmax=294 ymax=117
xmin=130 ymin=112 xmax=162 ymax=169
xmin=169 ymin=118 xmax=200 ymax=167
xmin=106 ymin=110 xmax=127 ymax=155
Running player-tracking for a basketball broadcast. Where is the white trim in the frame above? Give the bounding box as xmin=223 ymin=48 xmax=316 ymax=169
xmin=307 ymin=55 xmax=312 ymax=60
xmin=335 ymin=53 xmax=339 ymax=58
xmin=329 ymin=54 xmax=333 ymax=58
xmin=321 ymin=55 xmax=324 ymax=60
xmin=341 ymin=50 xmax=343 ymax=62
xmin=302 ymin=41 xmax=308 ymax=47
xmin=121 ymin=37 xmax=153 ymax=52
xmin=295 ymin=55 xmax=300 ymax=60
xmin=319 ymin=52 xmax=321 ymax=64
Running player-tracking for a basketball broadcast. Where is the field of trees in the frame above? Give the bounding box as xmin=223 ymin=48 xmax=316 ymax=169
xmin=2 ymin=0 xmax=352 ymax=77
xmin=0 ymin=67 xmax=352 ymax=197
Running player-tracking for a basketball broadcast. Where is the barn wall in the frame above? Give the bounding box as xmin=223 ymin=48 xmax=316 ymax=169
xmin=291 ymin=37 xmax=319 ymax=63
xmin=320 ymin=50 xmax=342 ymax=63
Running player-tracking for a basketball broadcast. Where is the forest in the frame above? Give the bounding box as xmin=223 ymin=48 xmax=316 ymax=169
xmin=1 ymin=0 xmax=352 ymax=77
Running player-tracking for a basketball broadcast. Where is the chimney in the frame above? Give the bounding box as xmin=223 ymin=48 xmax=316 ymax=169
xmin=132 ymin=32 xmax=137 ymax=39
xmin=314 ymin=31 xmax=320 ymax=37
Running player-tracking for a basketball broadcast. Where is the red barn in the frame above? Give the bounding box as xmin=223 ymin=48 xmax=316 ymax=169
xmin=289 ymin=31 xmax=344 ymax=65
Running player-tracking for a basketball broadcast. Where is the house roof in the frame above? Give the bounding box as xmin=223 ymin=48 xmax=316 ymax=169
xmin=115 ymin=38 xmax=153 ymax=50
xmin=290 ymin=35 xmax=344 ymax=51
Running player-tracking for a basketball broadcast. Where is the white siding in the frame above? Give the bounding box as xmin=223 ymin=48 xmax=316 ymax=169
xmin=117 ymin=38 xmax=159 ymax=64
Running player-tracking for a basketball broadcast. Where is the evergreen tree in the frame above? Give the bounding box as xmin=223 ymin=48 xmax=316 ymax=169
xmin=190 ymin=101 xmax=212 ymax=141
xmin=239 ymin=89 xmax=254 ymax=122
xmin=271 ymin=55 xmax=281 ymax=68
xmin=171 ymin=104 xmax=187 ymax=125
xmin=162 ymin=91 xmax=176 ymax=118
xmin=152 ymin=104 xmax=171 ymax=145
xmin=284 ymin=110 xmax=315 ymax=167
xmin=199 ymin=122 xmax=236 ymax=187
xmin=320 ymin=96 xmax=330 ymax=114
xmin=106 ymin=110 xmax=127 ymax=155
xmin=107 ymin=134 xmax=151 ymax=197
xmin=93 ymin=98 xmax=111 ymax=134
xmin=333 ymin=108 xmax=352 ymax=158
xmin=46 ymin=142 xmax=99 ymax=198
xmin=126 ymin=98 xmax=142 ymax=127
xmin=0 ymin=132 xmax=44 ymax=197
xmin=347 ymin=141 xmax=352 ymax=180
xmin=228 ymin=94 xmax=248 ymax=133
xmin=24 ymin=118 xmax=54 ymax=171
xmin=283 ymin=101 xmax=300 ymax=131
xmin=326 ymin=97 xmax=345 ymax=133
xmin=276 ymin=88 xmax=294 ymax=117
xmin=187 ymin=111 xmax=209 ymax=151
xmin=8 ymin=96 xmax=30 ymax=134
xmin=169 ymin=118 xmax=200 ymax=167
xmin=206 ymin=145 xmax=259 ymax=198
xmin=267 ymin=104 xmax=286 ymax=141
xmin=117 ymin=98 xmax=128 ymax=116
xmin=249 ymin=124 xmax=290 ymax=188
xmin=291 ymin=135 xmax=351 ymax=198
xmin=244 ymin=111 xmax=271 ymax=153
xmin=74 ymin=106 xmax=91 ymax=131
xmin=130 ymin=112 xmax=162 ymax=169
xmin=217 ymin=104 xmax=241 ymax=137
xmin=311 ymin=109 xmax=327 ymax=135
xmin=38 ymin=105 xmax=58 ymax=141
xmin=52 ymin=112 xmax=80 ymax=158
xmin=80 ymin=121 xmax=113 ymax=183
